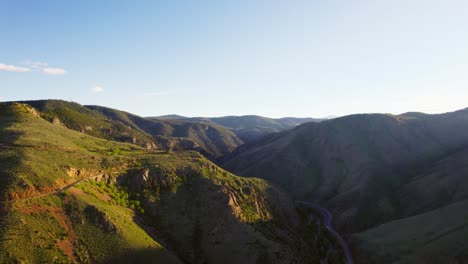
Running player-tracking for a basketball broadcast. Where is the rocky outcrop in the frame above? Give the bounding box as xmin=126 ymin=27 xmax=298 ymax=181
xmin=52 ymin=116 xmax=67 ymax=128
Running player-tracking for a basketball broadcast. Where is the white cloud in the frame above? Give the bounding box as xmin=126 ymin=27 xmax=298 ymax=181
xmin=91 ymin=86 xmax=104 ymax=93
xmin=43 ymin=67 xmax=66 ymax=75
xmin=0 ymin=61 xmax=67 ymax=75
xmin=0 ymin=97 xmax=4 ymax=101
xmin=0 ymin=63 xmax=30 ymax=72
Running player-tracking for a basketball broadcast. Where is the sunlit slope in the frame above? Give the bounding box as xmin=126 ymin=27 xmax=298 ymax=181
xmin=0 ymin=102 xmax=181 ymax=263
xmin=0 ymin=102 xmax=332 ymax=263
xmin=18 ymin=100 xmax=243 ymax=159
xmin=20 ymin=99 xmax=158 ymax=149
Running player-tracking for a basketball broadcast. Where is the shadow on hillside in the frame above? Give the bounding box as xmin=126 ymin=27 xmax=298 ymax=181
xmin=0 ymin=113 xmax=23 ymax=201
xmin=102 ymin=248 xmax=181 ymax=264
xmin=0 ymin=107 xmax=24 ymax=248
xmin=112 ymin=165 xmax=335 ymax=264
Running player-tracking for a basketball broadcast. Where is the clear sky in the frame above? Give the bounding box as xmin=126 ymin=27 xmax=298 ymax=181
xmin=1 ymin=0 xmax=468 ymax=118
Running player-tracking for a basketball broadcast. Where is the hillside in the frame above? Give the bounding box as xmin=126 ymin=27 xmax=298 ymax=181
xmin=150 ymin=115 xmax=320 ymax=142
xmin=0 ymin=102 xmax=339 ymax=263
xmin=222 ymin=109 xmax=468 ymax=262
xmin=223 ymin=109 xmax=468 ymax=231
xmin=349 ymin=144 xmax=468 ymax=263
xmin=352 ymin=199 xmax=468 ymax=263
xmin=87 ymin=105 xmax=243 ymax=160
xmin=19 ymin=100 xmax=243 ymax=160
xmin=19 ymin=100 xmax=158 ymax=149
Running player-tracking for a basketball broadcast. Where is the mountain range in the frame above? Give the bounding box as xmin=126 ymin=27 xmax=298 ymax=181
xmin=149 ymin=114 xmax=323 ymax=142
xmin=1 ymin=99 xmax=468 ymax=263
xmin=223 ymin=109 xmax=468 ymax=263
xmin=0 ymin=100 xmax=340 ymax=263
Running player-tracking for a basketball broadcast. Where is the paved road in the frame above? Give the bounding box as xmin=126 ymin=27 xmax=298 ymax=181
xmin=298 ymin=201 xmax=354 ymax=264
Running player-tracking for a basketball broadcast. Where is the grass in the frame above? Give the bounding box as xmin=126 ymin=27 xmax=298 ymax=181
xmin=0 ymin=102 xmax=153 ymax=200
xmin=19 ymin=100 xmax=244 ymax=160
xmin=0 ymin=102 xmax=329 ymax=263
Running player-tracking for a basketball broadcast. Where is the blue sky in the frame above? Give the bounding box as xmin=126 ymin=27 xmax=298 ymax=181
xmin=1 ymin=0 xmax=468 ymax=118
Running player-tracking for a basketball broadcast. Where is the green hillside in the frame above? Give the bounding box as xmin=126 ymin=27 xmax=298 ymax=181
xmin=18 ymin=100 xmax=243 ymax=160
xmin=0 ymin=102 xmax=336 ymax=263
xmin=20 ymin=100 xmax=158 ymax=149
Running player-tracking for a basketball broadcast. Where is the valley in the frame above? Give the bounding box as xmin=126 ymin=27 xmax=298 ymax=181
xmin=0 ymin=101 xmax=343 ymax=263
xmin=1 ymin=99 xmax=468 ymax=263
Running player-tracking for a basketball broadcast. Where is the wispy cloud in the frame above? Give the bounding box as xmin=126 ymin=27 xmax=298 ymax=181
xmin=43 ymin=67 xmax=66 ymax=75
xmin=0 ymin=61 xmax=66 ymax=75
xmin=0 ymin=97 xmax=4 ymax=101
xmin=0 ymin=63 xmax=31 ymax=72
xmin=91 ymin=85 xmax=104 ymax=93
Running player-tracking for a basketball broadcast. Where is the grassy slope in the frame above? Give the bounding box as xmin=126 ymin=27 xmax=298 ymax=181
xmin=0 ymin=102 xmax=335 ymax=263
xmin=0 ymin=102 xmax=180 ymax=263
xmin=352 ymin=199 xmax=468 ymax=264
xmin=20 ymin=100 xmax=158 ymax=149
xmin=23 ymin=100 xmax=243 ymax=159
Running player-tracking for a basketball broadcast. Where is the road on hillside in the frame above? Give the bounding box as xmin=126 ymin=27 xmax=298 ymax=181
xmin=0 ymin=174 xmax=108 ymax=205
xmin=298 ymin=201 xmax=354 ymax=264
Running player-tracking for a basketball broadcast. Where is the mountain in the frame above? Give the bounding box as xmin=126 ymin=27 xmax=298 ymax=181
xmin=222 ymin=108 xmax=468 ymax=261
xmin=222 ymin=109 xmax=468 ymax=263
xmin=151 ymin=114 xmax=188 ymax=120
xmin=18 ymin=100 xmax=243 ymax=160
xmin=86 ymin=105 xmax=243 ymax=160
xmin=352 ymin=199 xmax=468 ymax=263
xmin=351 ymin=144 xmax=468 ymax=263
xmin=150 ymin=115 xmax=322 ymax=142
xmin=0 ymin=102 xmax=341 ymax=263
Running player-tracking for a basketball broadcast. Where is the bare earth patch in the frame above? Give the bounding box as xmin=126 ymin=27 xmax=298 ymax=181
xmin=18 ymin=202 xmax=78 ymax=262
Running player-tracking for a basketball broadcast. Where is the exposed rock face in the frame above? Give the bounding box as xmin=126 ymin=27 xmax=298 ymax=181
xmin=26 ymin=105 xmax=40 ymax=117
xmin=52 ymin=116 xmax=66 ymax=127
xmin=113 ymin=161 xmax=319 ymax=264
xmin=145 ymin=141 xmax=157 ymax=149
xmin=121 ymin=167 xmax=178 ymax=192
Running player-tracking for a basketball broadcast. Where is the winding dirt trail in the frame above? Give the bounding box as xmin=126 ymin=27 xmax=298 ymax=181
xmin=0 ymin=174 xmax=108 ymax=205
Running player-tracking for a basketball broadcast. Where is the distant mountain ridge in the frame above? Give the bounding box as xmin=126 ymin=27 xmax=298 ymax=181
xmin=149 ymin=115 xmax=323 ymax=142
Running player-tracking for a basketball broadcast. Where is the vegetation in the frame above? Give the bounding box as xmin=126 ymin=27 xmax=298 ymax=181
xmin=0 ymin=101 xmax=328 ymax=263
xmin=19 ymin=100 xmax=244 ymax=160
